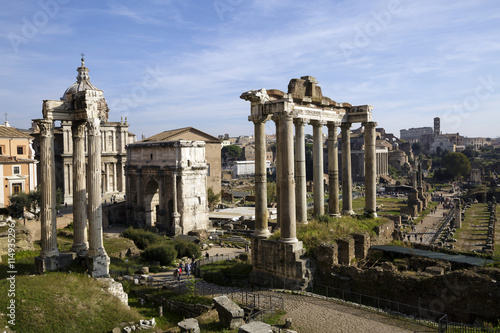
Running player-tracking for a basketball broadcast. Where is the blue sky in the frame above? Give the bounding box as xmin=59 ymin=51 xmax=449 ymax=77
xmin=1 ymin=0 xmax=499 ymax=139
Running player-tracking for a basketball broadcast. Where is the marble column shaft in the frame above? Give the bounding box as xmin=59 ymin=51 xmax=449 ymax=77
xmin=294 ymin=118 xmax=308 ymax=224
xmin=87 ymin=118 xmax=106 ymax=257
xmin=172 ymin=173 xmax=181 ymax=234
xmin=341 ymin=122 xmax=354 ymax=215
xmin=363 ymin=121 xmax=377 ymax=216
xmin=278 ymin=113 xmax=297 ymax=243
xmin=38 ymin=120 xmax=59 ymax=258
xmin=327 ymin=122 xmax=340 ymax=216
xmin=72 ymin=120 xmax=88 ymax=253
xmin=312 ymin=120 xmax=325 ymax=216
xmin=274 ymin=116 xmax=281 ymax=229
xmin=253 ymin=118 xmax=270 ymax=237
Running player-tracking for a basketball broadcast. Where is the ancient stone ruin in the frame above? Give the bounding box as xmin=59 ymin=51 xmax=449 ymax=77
xmin=33 ymin=57 xmax=109 ymax=277
xmin=241 ymin=76 xmax=378 ymax=289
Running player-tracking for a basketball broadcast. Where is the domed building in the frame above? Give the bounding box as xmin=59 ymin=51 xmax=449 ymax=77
xmin=33 ymin=57 xmax=136 ymax=205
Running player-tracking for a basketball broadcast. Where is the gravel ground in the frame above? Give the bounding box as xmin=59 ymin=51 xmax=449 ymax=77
xmin=153 ymin=272 xmax=437 ymax=333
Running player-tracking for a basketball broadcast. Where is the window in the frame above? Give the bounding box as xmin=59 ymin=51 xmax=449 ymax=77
xmin=12 ymin=183 xmax=22 ymax=194
xmin=13 ymin=166 xmax=20 ymax=175
xmin=17 ymin=146 xmax=24 ymax=155
xmin=207 ymin=163 xmax=210 ymax=176
xmin=0 ymin=146 xmax=2 ymax=155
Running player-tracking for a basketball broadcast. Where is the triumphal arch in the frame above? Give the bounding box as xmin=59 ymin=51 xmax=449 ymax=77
xmin=33 ymin=57 xmax=109 ymax=277
xmin=241 ymin=76 xmax=377 ymax=288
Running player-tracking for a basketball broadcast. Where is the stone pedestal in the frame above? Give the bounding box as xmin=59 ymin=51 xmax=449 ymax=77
xmin=86 ymin=254 xmax=111 ymax=278
xmin=35 ymin=253 xmax=76 ymax=274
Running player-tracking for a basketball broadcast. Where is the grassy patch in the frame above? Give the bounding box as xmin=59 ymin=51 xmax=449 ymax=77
xmin=103 ymin=236 xmax=137 ymax=255
xmin=0 ymin=273 xmax=147 ymax=333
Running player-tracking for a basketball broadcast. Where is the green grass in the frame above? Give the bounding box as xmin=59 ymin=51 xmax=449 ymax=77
xmin=103 ymin=236 xmax=138 ymax=255
xmin=0 ymin=272 xmax=148 ymax=333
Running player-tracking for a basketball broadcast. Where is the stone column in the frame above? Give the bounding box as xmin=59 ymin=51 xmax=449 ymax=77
xmin=327 ymin=122 xmax=340 ymax=217
xmin=454 ymin=198 xmax=462 ymax=228
xmin=312 ymin=120 xmax=325 ymax=216
xmin=172 ymin=172 xmax=181 ymax=235
xmin=294 ymin=118 xmax=308 ymax=224
xmin=252 ymin=117 xmax=270 ymax=237
xmin=113 ymin=162 xmax=117 ymax=192
xmin=341 ymin=122 xmax=354 ymax=215
xmin=278 ymin=112 xmax=297 ymax=243
xmin=38 ymin=120 xmax=59 ymax=258
xmin=363 ymin=121 xmax=377 ymax=216
xmin=86 ymin=118 xmax=109 ymax=277
xmin=273 ymin=115 xmax=281 ymax=228
xmin=71 ymin=120 xmax=88 ymax=254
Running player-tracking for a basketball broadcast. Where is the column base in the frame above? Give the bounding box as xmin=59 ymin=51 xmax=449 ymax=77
xmin=364 ymin=211 xmax=377 ymax=218
xmin=329 ymin=213 xmax=341 ymax=218
xmin=253 ymin=228 xmax=271 ymax=239
xmin=86 ymin=254 xmax=110 ymax=278
xmin=35 ymin=253 xmax=76 ymax=274
xmin=71 ymin=243 xmax=89 ymax=256
xmin=279 ymin=237 xmax=298 ymax=244
xmin=342 ymin=210 xmax=355 ymax=216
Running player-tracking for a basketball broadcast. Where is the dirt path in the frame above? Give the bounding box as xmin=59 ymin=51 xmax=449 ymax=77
xmin=23 ymin=213 xmax=73 ymax=241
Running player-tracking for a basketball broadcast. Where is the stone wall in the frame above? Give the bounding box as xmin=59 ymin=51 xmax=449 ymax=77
xmin=371 ymin=220 xmax=395 ymax=245
xmin=317 ymin=261 xmax=500 ymax=324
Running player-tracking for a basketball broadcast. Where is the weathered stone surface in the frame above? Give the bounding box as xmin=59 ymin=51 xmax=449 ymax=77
xmin=178 ymin=318 xmax=200 ymax=333
xmin=425 ymin=266 xmax=445 ymax=276
xmin=238 ymin=321 xmax=272 ymax=333
xmin=213 ymin=296 xmax=244 ymax=329
xmin=99 ymin=277 xmax=129 ymax=307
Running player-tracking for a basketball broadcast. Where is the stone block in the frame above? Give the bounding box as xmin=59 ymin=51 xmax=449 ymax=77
xmin=238 ymin=321 xmax=272 ymax=333
xmin=178 ymin=318 xmax=200 ymax=333
xmin=337 ymin=238 xmax=355 ymax=265
xmin=35 ymin=255 xmax=59 ymax=274
xmin=213 ymin=296 xmax=245 ymax=329
xmin=352 ymin=233 xmax=370 ymax=259
xmin=86 ymin=254 xmax=110 ymax=278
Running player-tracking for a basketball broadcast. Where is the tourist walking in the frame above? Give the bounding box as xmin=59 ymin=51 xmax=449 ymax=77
xmin=186 ymin=263 xmax=191 ymax=276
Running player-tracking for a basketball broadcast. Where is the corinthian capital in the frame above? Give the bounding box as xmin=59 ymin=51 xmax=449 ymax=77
xmin=86 ymin=118 xmax=101 ymax=136
xmin=36 ymin=120 xmax=53 ymax=137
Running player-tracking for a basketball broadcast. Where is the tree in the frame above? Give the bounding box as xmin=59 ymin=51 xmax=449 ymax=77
xmin=207 ymin=187 xmax=221 ymax=211
xmin=443 ymin=152 xmax=471 ymax=180
xmin=221 ymin=145 xmax=242 ymax=160
xmin=9 ymin=189 xmax=41 ymax=219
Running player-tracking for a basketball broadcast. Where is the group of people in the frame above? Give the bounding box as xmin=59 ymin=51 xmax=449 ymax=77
xmin=173 ymin=261 xmax=192 ymax=281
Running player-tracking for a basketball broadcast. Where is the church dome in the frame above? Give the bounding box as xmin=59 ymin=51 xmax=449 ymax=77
xmin=61 ymin=57 xmax=100 ymax=101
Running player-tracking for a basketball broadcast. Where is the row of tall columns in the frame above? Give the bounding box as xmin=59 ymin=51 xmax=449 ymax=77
xmin=251 ymin=116 xmax=378 ymax=242
xmin=37 ymin=117 xmax=108 ymax=276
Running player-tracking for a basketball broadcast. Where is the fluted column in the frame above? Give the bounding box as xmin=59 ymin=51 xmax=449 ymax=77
xmin=278 ymin=112 xmax=297 ymax=243
xmin=71 ymin=120 xmax=88 ymax=254
xmin=38 ymin=120 xmax=59 ymax=258
xmin=363 ymin=121 xmax=377 ymax=216
xmin=312 ymin=120 xmax=325 ymax=217
xmin=253 ymin=117 xmax=270 ymax=237
xmin=341 ymin=122 xmax=354 ymax=215
xmin=294 ymin=118 xmax=308 ymax=224
xmin=273 ymin=115 xmax=281 ymax=229
xmin=327 ymin=122 xmax=340 ymax=217
xmin=86 ymin=118 xmax=107 ymax=259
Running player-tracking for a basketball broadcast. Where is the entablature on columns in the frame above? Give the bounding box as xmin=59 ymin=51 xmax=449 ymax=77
xmin=42 ymin=89 xmax=108 ymax=123
xmin=242 ymin=83 xmax=373 ymax=126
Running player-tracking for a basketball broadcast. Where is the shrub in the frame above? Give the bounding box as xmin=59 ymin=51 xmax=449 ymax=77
xmin=173 ymin=240 xmax=201 ymax=259
xmin=141 ymin=243 xmax=177 ymax=266
xmin=122 ymin=227 xmax=163 ymax=249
